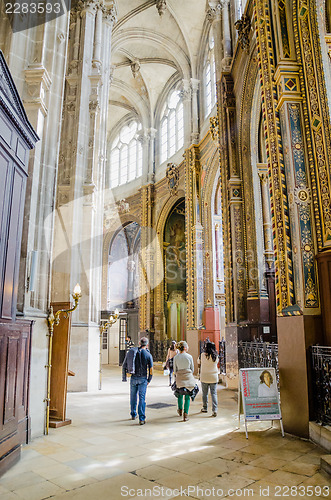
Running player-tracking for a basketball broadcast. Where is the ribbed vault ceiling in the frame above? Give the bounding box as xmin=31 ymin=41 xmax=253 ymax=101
xmin=108 ymin=0 xmax=207 ymax=135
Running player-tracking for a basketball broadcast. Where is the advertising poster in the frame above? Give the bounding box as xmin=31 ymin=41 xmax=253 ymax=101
xmin=239 ymin=368 xmax=284 ymax=438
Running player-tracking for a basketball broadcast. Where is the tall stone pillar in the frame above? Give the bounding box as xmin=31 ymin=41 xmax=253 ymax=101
xmin=221 ymin=0 xmax=232 ymax=69
xmin=53 ymin=0 xmax=117 ymax=392
xmin=206 ymin=1 xmax=223 ymax=80
xmin=190 ymin=79 xmax=200 ymax=144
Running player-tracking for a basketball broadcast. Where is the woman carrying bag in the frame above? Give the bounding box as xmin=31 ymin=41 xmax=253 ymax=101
xmin=164 ymin=340 xmax=178 ymax=386
xmin=197 ymin=341 xmax=219 ymax=417
xmin=172 ymin=341 xmax=199 ymax=421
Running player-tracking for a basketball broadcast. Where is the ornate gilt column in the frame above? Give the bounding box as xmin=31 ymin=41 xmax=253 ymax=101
xmin=139 ymin=184 xmax=154 ymax=333
xmin=184 ymin=146 xmax=204 ymax=330
xmin=254 ymin=0 xmax=297 ymax=316
xmin=257 ymin=164 xmax=274 ymax=271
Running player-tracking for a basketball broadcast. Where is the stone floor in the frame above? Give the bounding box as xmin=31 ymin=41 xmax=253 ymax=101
xmin=0 ymin=366 xmax=330 ymax=500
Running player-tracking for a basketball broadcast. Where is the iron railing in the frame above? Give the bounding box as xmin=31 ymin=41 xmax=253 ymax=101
xmin=219 ymin=339 xmax=226 ymax=374
xmin=311 ymin=346 xmax=331 ymax=426
xmin=149 ymin=339 xmax=172 ymax=362
xmin=238 ymin=340 xmax=279 ymax=385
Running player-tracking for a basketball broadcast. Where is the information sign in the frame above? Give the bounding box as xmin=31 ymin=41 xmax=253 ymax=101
xmin=238 ymin=367 xmax=284 ymax=438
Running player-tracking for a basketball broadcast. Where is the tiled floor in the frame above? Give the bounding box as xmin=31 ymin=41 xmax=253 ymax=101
xmin=1 ymin=366 xmax=330 ymax=499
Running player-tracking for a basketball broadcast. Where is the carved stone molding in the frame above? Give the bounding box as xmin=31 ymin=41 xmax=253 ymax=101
xmin=130 ymin=59 xmax=140 ymax=79
xmin=117 ymin=199 xmax=130 ymax=214
xmin=156 ymin=0 xmax=167 ymax=17
xmin=209 ymin=116 xmax=219 ymax=141
xmin=234 ymin=14 xmax=251 ymax=52
xmin=166 ymin=163 xmax=180 ymax=196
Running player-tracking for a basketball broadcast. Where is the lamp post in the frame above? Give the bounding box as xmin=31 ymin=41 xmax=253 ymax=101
xmin=45 ymin=284 xmax=82 ymax=435
xmin=99 ymin=309 xmax=119 ymax=390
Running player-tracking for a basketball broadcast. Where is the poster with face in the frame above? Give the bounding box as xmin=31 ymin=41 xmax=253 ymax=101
xmin=239 ymin=368 xmax=281 ymax=421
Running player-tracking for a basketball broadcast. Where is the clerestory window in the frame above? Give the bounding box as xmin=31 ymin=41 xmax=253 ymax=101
xmin=204 ymin=35 xmax=217 ymax=118
xmin=160 ymin=89 xmax=184 ymax=164
xmin=110 ymin=121 xmax=143 ymax=188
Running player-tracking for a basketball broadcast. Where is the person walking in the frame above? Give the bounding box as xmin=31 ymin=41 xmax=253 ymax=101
xmin=198 ymin=340 xmax=219 ymax=417
xmin=122 ymin=337 xmax=153 ymax=425
xmin=172 ymin=341 xmax=199 ymax=422
xmin=164 ymin=340 xmax=178 ymax=386
xmin=125 ymin=335 xmax=134 ymax=351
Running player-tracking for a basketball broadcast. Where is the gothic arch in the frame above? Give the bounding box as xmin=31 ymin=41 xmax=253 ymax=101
xmin=101 ymin=215 xmax=141 ymax=310
xmin=201 ymin=140 xmax=220 ymax=307
xmin=154 ymin=189 xmax=185 ymax=338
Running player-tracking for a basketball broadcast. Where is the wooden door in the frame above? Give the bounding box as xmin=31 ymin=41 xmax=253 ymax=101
xmin=0 ymin=320 xmax=32 ymax=475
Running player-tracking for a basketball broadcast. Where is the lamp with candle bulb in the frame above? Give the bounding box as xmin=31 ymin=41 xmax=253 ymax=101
xmin=98 ymin=308 xmax=119 ymax=389
xmin=45 ymin=284 xmax=82 ymax=434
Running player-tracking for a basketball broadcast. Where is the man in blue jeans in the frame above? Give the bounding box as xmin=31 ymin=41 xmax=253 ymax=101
xmin=122 ymin=337 xmax=153 ymax=425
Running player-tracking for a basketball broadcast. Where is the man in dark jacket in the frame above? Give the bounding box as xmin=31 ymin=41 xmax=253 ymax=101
xmin=122 ymin=337 xmax=153 ymax=425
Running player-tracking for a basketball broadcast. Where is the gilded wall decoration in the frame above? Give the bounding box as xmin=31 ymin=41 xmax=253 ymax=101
xmin=234 ymin=14 xmax=251 ymax=52
xmin=255 ymin=0 xmax=298 ymax=315
xmin=209 ymin=116 xmax=219 ymax=141
xmin=218 ymin=77 xmax=234 ymax=323
xmin=238 ymin=46 xmax=261 ymax=300
xmin=278 ymin=0 xmax=291 ymax=58
xmin=293 ymin=0 xmax=331 ymax=249
xmin=287 ymin=103 xmax=319 ymax=308
xmin=200 ymin=137 xmax=220 ymax=308
xmin=166 ymin=162 xmax=180 ymax=196
xmin=185 ymin=145 xmax=202 ymax=329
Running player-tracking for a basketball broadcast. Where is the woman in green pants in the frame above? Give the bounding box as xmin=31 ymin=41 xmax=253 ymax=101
xmin=172 ymin=341 xmax=199 ymax=421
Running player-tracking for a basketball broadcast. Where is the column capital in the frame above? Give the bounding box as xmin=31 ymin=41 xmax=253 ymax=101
xmin=190 ymin=78 xmax=199 ymax=92
xmin=206 ymin=1 xmax=221 ymax=23
xmin=179 ymin=79 xmax=191 ymax=101
xmin=77 ymin=0 xmax=98 ymax=16
xmin=102 ymin=5 xmax=117 ymax=26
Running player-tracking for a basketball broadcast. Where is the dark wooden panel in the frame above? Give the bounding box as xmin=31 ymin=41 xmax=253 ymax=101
xmin=0 ymin=321 xmax=33 ymax=477
xmin=50 ymin=302 xmax=71 ymax=423
xmin=1 ymin=167 xmax=25 ymax=320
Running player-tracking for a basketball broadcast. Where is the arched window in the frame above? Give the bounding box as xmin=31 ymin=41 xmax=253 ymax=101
xmin=110 ymin=121 xmax=143 ymax=188
xmin=160 ymin=89 xmax=184 ymax=164
xmin=204 ymin=34 xmax=217 ymax=118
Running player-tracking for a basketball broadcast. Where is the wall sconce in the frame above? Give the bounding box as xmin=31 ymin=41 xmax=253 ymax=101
xmin=99 ymin=308 xmax=119 ymax=390
xmin=45 ymin=283 xmax=82 ymax=435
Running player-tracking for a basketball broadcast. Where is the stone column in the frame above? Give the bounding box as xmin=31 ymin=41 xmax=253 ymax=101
xmin=180 ymin=79 xmax=191 ymax=147
xmin=190 ymin=78 xmax=200 ymax=144
xmin=207 ymin=1 xmax=223 ymax=80
xmin=53 ymin=0 xmax=117 ymax=392
xmin=147 ymin=127 xmax=157 ymax=183
xmin=257 ymin=164 xmax=274 ymax=271
xmin=221 ymin=0 xmax=232 ymax=69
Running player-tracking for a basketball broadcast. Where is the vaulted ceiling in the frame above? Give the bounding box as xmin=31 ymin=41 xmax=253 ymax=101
xmin=108 ymin=0 xmax=208 ymax=136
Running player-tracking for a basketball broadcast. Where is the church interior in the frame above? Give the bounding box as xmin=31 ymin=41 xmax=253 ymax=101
xmin=1 ymin=0 xmax=331 ymax=495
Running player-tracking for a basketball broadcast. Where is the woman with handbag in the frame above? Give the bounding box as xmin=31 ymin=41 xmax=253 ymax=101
xmin=172 ymin=341 xmax=199 ymax=421
xmin=197 ymin=341 xmax=219 ymax=417
xmin=164 ymin=340 xmax=178 ymax=386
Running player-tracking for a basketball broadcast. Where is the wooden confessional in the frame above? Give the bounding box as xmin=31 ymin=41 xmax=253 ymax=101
xmin=0 ymin=51 xmax=38 ymax=475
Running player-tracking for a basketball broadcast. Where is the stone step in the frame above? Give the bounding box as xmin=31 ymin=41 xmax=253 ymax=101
xmin=309 ymin=421 xmax=331 ymax=452
xmin=320 ymin=455 xmax=331 ymax=476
